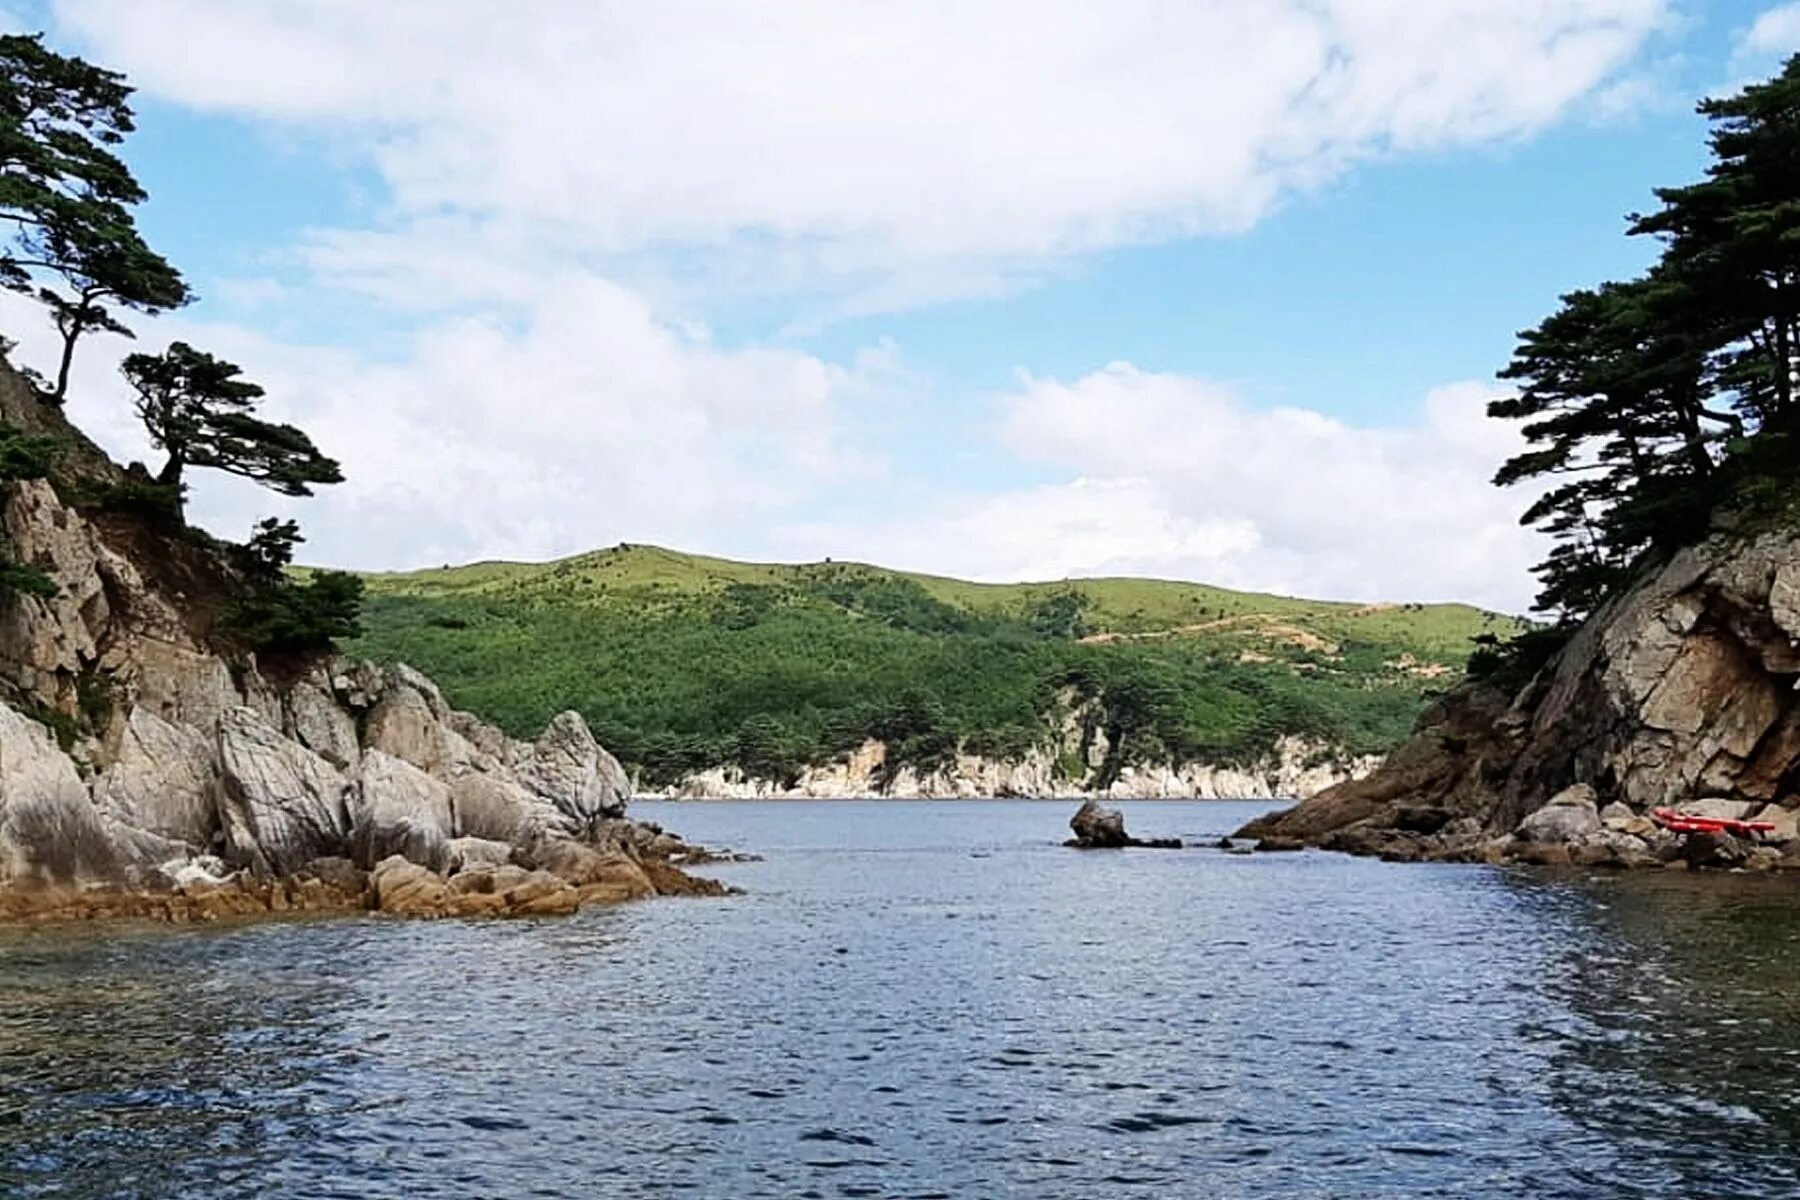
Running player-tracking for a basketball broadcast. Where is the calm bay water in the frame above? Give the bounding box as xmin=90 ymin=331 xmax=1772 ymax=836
xmin=2 ymin=798 xmax=1799 ymax=1199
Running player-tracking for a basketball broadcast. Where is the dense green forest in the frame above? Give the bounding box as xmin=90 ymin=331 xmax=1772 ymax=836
xmin=347 ymin=546 xmax=1518 ymax=787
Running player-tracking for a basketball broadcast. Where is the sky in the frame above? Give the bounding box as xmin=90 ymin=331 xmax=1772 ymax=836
xmin=2 ymin=1 xmax=1797 ymax=613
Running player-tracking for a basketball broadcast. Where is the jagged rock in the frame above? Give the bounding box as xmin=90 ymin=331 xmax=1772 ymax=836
xmin=364 ymin=664 xmax=480 ymax=776
xmin=283 ymin=666 xmax=361 ymax=768
xmin=350 ymin=751 xmax=455 ymax=872
xmin=0 ymin=702 xmax=119 ymax=885
xmin=1243 ymin=524 xmax=1800 ymax=870
xmin=217 ymin=707 xmax=351 ymax=877
xmin=91 ymin=706 xmax=217 ymax=847
xmin=449 ymin=771 xmax=571 ymax=844
xmin=0 ymin=374 xmax=721 ymax=923
xmin=516 ymin=711 xmax=631 ymax=830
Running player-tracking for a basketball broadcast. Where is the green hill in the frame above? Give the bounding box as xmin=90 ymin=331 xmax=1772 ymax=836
xmin=346 ymin=545 xmax=1523 ymax=787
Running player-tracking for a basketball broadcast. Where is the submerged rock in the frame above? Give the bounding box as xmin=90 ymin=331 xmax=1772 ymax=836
xmin=1065 ymin=799 xmax=1182 ymax=849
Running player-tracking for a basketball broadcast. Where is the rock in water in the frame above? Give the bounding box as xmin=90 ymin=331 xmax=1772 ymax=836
xmin=1066 ymin=799 xmax=1182 ymax=849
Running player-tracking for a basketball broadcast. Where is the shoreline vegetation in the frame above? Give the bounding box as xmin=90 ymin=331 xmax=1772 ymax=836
xmin=349 ymin=546 xmax=1513 ymax=796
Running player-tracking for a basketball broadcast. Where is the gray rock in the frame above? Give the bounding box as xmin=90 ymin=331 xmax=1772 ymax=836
xmin=447 ymin=835 xmax=515 ymax=873
xmin=1683 ymin=797 xmax=1756 ymax=821
xmin=516 ymin=711 xmax=631 ymax=829
xmin=0 ymin=702 xmax=119 ymax=885
xmin=91 ymin=706 xmax=218 ymax=847
xmin=217 ymin=706 xmax=351 ymax=876
xmin=350 ymin=751 xmax=455 ymax=872
xmin=1516 ymin=785 xmax=1602 ymax=844
xmin=1066 ymin=798 xmax=1181 ymax=849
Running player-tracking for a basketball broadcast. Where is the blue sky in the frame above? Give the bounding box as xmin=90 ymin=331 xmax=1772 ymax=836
xmin=6 ymin=1 xmax=1798 ymax=611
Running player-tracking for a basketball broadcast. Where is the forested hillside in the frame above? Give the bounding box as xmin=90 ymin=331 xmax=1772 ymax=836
xmin=348 ymin=546 xmax=1519 ymax=787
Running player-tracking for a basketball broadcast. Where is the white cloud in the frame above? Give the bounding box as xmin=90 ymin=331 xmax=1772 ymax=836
xmin=50 ymin=0 xmax=1670 ymax=307
xmin=9 ymin=3 xmax=1625 ymax=608
xmin=1 ymin=278 xmax=891 ymax=571
xmin=778 ymin=367 xmax=1547 ymax=611
xmin=1735 ymin=4 xmax=1800 ymax=70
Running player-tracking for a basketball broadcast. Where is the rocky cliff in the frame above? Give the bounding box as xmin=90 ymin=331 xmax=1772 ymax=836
xmin=1241 ymin=522 xmax=1800 ymax=871
xmin=662 ymin=735 xmax=1377 ymax=800
xmin=0 ymin=368 xmax=721 ymax=921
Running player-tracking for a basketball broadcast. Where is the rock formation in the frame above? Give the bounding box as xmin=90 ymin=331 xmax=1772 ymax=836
xmin=1065 ymin=798 xmax=1182 ymax=849
xmin=1241 ymin=522 xmax=1800 ymax=871
xmin=663 ymin=734 xmax=1378 ymax=801
xmin=0 ymin=364 xmax=724 ymax=921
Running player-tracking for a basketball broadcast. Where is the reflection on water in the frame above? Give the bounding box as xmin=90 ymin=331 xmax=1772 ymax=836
xmin=1 ymin=800 xmax=1796 ymax=1198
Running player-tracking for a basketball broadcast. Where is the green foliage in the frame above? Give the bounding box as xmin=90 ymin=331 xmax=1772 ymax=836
xmin=0 ymin=418 xmax=55 ymax=599
xmin=123 ymin=342 xmax=342 ymax=502
xmin=1494 ymin=56 xmax=1800 ymax=625
xmin=229 ymin=516 xmax=302 ymax=583
xmin=65 ymin=473 xmax=185 ymax=527
xmin=227 ymin=569 xmax=365 ymax=654
xmin=348 ymin=545 xmax=1511 ymax=786
xmin=1464 ymin=626 xmax=1574 ymax=692
xmin=0 ymin=33 xmax=190 ymax=401
xmin=0 ymin=419 xmax=56 ymax=481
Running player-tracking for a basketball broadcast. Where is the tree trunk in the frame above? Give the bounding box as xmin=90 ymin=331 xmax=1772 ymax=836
xmin=155 ymin=454 xmax=184 ymax=489
xmin=47 ymin=312 xmax=82 ymax=405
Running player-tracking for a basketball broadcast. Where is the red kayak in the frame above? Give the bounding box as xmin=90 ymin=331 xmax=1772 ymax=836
xmin=1651 ymin=806 xmax=1777 ymax=837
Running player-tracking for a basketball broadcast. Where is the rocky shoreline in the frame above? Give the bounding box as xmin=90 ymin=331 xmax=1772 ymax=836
xmin=659 ymin=735 xmax=1380 ymax=801
xmin=0 ymin=365 xmax=726 ymax=924
xmin=1239 ymin=523 xmax=1800 ymax=873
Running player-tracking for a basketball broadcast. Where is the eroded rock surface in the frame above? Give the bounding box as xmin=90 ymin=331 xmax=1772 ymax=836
xmin=1241 ymin=526 xmax=1800 ymax=871
xmin=0 ymin=368 xmax=725 ymax=921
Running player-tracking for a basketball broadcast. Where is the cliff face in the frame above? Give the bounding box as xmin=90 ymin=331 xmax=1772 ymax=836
xmin=0 ymin=373 xmax=718 ymax=920
xmin=662 ymin=735 xmax=1378 ymax=800
xmin=1242 ymin=524 xmax=1800 ymax=870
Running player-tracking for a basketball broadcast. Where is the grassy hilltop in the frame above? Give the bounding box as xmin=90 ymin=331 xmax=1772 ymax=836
xmin=348 ymin=545 xmax=1522 ymax=786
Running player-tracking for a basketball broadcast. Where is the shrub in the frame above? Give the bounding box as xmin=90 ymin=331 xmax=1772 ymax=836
xmin=226 ymin=570 xmax=365 ymax=653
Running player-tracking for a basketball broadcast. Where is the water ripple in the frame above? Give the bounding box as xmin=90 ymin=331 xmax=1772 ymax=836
xmin=1 ymin=799 xmax=1798 ymax=1198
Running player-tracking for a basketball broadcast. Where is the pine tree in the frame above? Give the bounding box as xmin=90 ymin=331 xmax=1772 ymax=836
xmin=1491 ymin=54 xmax=1800 ymax=621
xmin=122 ymin=342 xmax=342 ymax=504
xmin=0 ymin=34 xmax=190 ymax=401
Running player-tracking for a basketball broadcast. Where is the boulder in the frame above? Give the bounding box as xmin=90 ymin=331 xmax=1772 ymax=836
xmin=1066 ymin=798 xmax=1182 ymax=849
xmin=350 ymin=751 xmax=455 ymax=872
xmin=1683 ymin=797 xmax=1756 ymax=821
xmin=449 ymin=771 xmax=571 ymax=844
xmin=1516 ymin=785 xmax=1601 ymax=844
xmin=283 ymin=666 xmax=361 ymax=769
xmin=0 ymin=702 xmax=120 ymax=885
xmin=216 ymin=706 xmax=351 ymax=877
xmin=515 ymin=711 xmax=631 ymax=831
xmin=370 ymin=855 xmax=455 ymax=916
xmin=447 ymin=836 xmax=515 ymax=873
xmin=363 ymin=664 xmax=479 ymax=777
xmin=1683 ymin=830 xmax=1753 ymax=870
xmin=1599 ymin=801 xmax=1657 ymax=839
xmin=91 ymin=706 xmax=218 ymax=847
